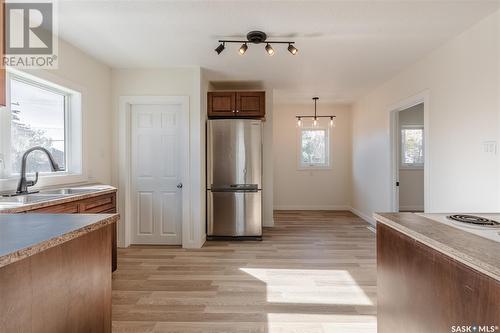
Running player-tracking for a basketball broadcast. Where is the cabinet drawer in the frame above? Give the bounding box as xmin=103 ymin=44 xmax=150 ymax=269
xmin=80 ymin=193 xmax=116 ymax=213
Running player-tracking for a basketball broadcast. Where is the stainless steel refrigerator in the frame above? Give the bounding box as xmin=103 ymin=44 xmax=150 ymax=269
xmin=207 ymin=119 xmax=263 ymax=239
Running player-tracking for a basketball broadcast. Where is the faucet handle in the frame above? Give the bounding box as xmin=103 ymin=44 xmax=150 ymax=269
xmin=27 ymin=172 xmax=39 ymax=187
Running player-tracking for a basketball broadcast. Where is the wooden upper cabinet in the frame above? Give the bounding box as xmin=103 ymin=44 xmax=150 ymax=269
xmin=0 ymin=0 xmax=5 ymax=106
xmin=235 ymin=92 xmax=265 ymax=117
xmin=208 ymin=91 xmax=265 ymax=118
xmin=207 ymin=92 xmax=236 ymax=117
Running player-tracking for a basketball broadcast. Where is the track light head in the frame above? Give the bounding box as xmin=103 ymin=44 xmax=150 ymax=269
xmin=265 ymin=43 xmax=275 ymax=56
xmin=239 ymin=43 xmax=248 ymax=55
xmin=215 ymin=43 xmax=225 ymax=55
xmin=288 ymin=44 xmax=298 ymax=55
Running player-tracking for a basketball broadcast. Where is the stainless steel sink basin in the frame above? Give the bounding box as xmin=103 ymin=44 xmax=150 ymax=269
xmin=0 ymin=194 xmax=65 ymax=205
xmin=39 ymin=188 xmax=97 ymax=195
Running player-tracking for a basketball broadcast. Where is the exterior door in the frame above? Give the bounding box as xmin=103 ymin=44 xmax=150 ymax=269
xmin=131 ymin=104 xmax=182 ymax=244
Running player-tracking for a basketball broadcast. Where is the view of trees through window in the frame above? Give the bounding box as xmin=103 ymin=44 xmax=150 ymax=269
xmin=10 ymin=78 xmax=66 ymax=174
xmin=401 ymin=127 xmax=424 ymax=166
xmin=300 ymin=129 xmax=328 ymax=167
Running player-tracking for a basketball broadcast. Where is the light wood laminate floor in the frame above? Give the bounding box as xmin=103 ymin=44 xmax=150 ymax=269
xmin=112 ymin=210 xmax=377 ymax=333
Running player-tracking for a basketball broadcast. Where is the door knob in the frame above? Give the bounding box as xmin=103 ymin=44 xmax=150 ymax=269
xmin=177 ymin=183 xmax=183 ymax=189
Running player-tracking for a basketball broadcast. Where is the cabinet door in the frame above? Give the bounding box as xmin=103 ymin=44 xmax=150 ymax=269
xmin=236 ymin=92 xmax=265 ymax=117
xmin=208 ymin=92 xmax=236 ymax=117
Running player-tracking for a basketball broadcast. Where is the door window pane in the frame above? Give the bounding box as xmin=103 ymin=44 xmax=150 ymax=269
xmin=401 ymin=127 xmax=424 ymax=167
xmin=300 ymin=128 xmax=329 ymax=168
xmin=10 ymin=78 xmax=66 ymax=173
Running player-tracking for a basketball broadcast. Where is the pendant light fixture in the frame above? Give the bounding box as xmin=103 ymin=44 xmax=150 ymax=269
xmin=296 ymin=97 xmax=336 ymax=128
xmin=215 ymin=31 xmax=297 ymax=56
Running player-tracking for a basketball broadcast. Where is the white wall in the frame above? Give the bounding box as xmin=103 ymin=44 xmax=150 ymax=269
xmin=352 ymin=10 xmax=500 ymax=223
xmin=398 ymin=104 xmax=424 ymax=211
xmin=273 ymin=103 xmax=351 ymax=210
xmin=263 ymin=89 xmax=274 ymax=226
xmin=110 ymin=68 xmax=205 ymax=248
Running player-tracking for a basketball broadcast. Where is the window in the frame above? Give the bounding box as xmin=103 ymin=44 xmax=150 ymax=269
xmin=0 ymin=70 xmax=82 ymax=184
xmin=10 ymin=78 xmax=67 ymax=173
xmin=401 ymin=126 xmax=424 ymax=168
xmin=298 ymin=128 xmax=330 ymax=169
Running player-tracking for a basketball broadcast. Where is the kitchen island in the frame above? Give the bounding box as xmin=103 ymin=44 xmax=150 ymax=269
xmin=0 ymin=213 xmax=118 ymax=333
xmin=374 ymin=213 xmax=500 ymax=333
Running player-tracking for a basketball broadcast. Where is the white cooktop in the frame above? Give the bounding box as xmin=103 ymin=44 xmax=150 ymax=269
xmin=417 ymin=213 xmax=500 ymax=243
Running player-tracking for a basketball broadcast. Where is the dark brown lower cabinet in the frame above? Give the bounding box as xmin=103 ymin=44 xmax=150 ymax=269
xmin=377 ymin=223 xmax=500 ymax=333
xmin=0 ymin=223 xmax=113 ymax=333
xmin=25 ymin=192 xmax=118 ymax=272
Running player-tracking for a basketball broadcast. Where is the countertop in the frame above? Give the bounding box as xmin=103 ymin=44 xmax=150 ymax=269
xmin=374 ymin=212 xmax=500 ymax=281
xmin=0 ymin=213 xmax=119 ymax=268
xmin=0 ymin=184 xmax=116 ymax=213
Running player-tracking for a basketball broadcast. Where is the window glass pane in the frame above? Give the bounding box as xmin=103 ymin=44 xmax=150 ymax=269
xmin=10 ymin=79 xmax=66 ymax=173
xmin=401 ymin=128 xmax=423 ymax=165
xmin=301 ymin=129 xmax=327 ymax=166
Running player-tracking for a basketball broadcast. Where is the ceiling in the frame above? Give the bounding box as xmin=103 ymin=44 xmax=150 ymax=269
xmin=58 ymin=1 xmax=499 ymax=103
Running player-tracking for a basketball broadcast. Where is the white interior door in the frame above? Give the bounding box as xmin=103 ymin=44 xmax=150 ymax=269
xmin=131 ymin=104 xmax=183 ymax=244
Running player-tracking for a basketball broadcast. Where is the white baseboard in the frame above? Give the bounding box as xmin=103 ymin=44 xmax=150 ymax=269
xmin=349 ymin=207 xmax=377 ymax=226
xmin=274 ymin=205 xmax=351 ymax=211
xmin=263 ymin=219 xmax=274 ymax=227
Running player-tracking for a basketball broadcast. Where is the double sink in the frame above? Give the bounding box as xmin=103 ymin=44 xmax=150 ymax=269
xmin=0 ymin=188 xmax=98 ymax=207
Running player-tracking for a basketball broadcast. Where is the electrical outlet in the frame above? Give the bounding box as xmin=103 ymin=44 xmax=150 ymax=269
xmin=483 ymin=141 xmax=498 ymax=155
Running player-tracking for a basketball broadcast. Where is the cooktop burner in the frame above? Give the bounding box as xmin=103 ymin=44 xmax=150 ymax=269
xmin=447 ymin=214 xmax=500 ymax=227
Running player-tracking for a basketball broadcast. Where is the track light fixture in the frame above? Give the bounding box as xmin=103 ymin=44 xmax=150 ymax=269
xmin=296 ymin=97 xmax=336 ymax=128
xmin=239 ymin=43 xmax=248 ymax=55
xmin=288 ymin=43 xmax=298 ymax=55
xmin=215 ymin=42 xmax=225 ymax=55
xmin=265 ymin=43 xmax=275 ymax=56
xmin=215 ymin=31 xmax=298 ymax=56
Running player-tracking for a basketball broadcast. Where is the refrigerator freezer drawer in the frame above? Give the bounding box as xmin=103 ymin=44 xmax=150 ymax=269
xmin=207 ymin=191 xmax=262 ymax=237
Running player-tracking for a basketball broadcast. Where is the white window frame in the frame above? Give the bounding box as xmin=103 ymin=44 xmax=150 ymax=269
xmin=0 ymin=69 xmax=84 ymax=192
xmin=297 ymin=126 xmax=331 ymax=170
xmin=400 ymin=125 xmax=424 ymax=169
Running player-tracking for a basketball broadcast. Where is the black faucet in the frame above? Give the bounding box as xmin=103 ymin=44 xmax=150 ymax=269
xmin=16 ymin=146 xmax=61 ymax=194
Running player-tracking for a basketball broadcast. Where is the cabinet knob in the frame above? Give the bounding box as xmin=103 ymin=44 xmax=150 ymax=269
xmin=236 ymin=110 xmax=239 ymax=113
xmin=232 ymin=110 xmax=235 ymax=113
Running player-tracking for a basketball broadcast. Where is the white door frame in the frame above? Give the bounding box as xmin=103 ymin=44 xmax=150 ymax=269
xmin=388 ymin=90 xmax=430 ymax=213
xmin=118 ymin=96 xmax=190 ymax=247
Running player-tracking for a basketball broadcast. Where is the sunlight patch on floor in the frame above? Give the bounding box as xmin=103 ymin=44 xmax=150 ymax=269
xmin=240 ymin=268 xmax=373 ymax=306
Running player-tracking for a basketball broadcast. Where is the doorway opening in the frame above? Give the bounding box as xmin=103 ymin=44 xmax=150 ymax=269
xmin=390 ymin=93 xmax=430 ymax=213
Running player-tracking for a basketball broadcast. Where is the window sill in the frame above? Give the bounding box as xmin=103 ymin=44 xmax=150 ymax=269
xmin=0 ymin=172 xmax=88 ymax=192
xmin=400 ymin=166 xmax=424 ymax=170
xmin=297 ymin=166 xmax=332 ymax=171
